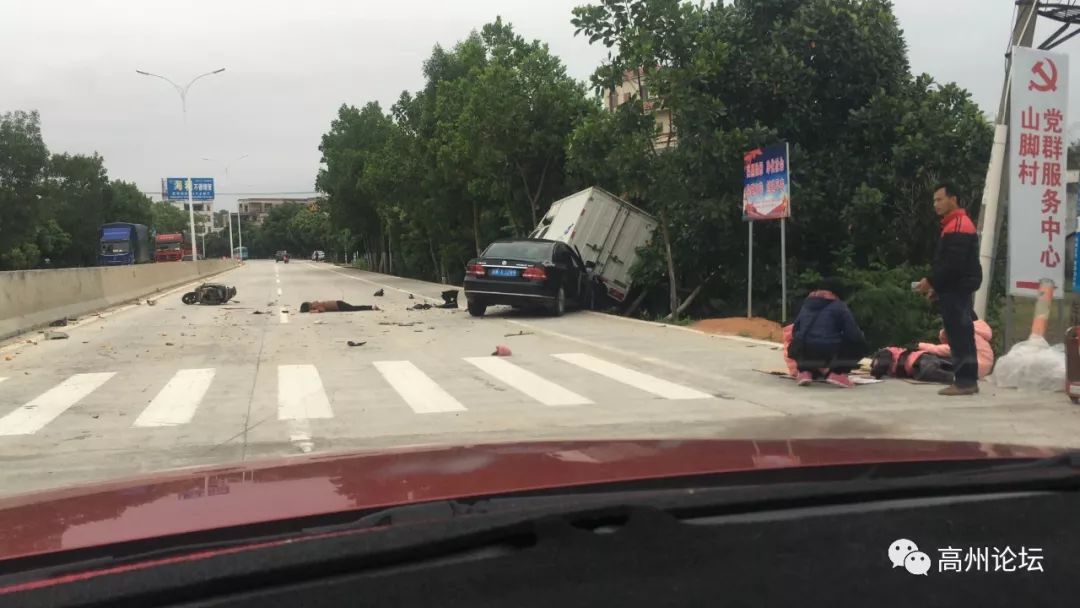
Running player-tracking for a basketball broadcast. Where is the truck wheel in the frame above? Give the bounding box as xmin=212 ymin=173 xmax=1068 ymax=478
xmin=550 ymin=288 xmax=566 ymax=317
xmin=467 ymin=300 xmax=487 ymax=317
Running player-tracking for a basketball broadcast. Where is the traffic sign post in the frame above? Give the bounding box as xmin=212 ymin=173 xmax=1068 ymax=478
xmin=743 ymin=142 xmax=792 ymax=321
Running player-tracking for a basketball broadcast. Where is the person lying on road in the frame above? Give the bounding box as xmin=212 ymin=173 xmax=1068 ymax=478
xmin=299 ymin=300 xmax=380 ymax=313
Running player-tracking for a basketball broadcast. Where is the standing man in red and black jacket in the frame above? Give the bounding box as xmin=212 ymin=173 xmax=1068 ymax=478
xmin=915 ymin=183 xmax=983 ymax=396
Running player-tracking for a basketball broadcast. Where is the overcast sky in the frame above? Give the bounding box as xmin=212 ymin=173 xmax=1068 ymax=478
xmin=0 ymin=0 xmax=1075 ymax=213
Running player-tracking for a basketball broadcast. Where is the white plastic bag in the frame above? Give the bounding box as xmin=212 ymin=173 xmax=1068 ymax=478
xmin=990 ymin=336 xmax=1065 ymax=392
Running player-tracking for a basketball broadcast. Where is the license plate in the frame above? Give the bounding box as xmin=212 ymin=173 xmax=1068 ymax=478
xmin=489 ymin=267 xmax=518 ymax=277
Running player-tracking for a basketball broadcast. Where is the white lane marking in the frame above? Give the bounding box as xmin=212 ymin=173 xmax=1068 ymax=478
xmin=277 ymin=287 xmax=282 ymax=296
xmin=0 ymin=373 xmax=116 ymax=436
xmin=278 ymin=364 xmax=333 ymax=420
xmin=133 ymin=369 xmax=216 ymax=427
xmin=0 ymin=377 xmax=6 ymax=386
xmin=287 ymin=419 xmax=314 ymax=453
xmin=464 ymin=357 xmax=592 ymax=406
xmin=374 ymin=361 xmax=467 ymax=413
xmin=504 ymin=319 xmax=739 ymax=386
xmin=552 ymin=353 xmax=712 ymax=400
xmin=276 ymin=278 xmax=281 ymax=284
xmin=279 ymin=308 xmax=289 ymax=324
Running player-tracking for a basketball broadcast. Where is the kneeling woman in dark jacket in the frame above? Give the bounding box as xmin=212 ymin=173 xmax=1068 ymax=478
xmin=791 ymin=278 xmax=869 ymax=388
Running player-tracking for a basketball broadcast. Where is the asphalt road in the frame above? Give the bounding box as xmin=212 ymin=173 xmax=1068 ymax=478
xmin=0 ymin=260 xmax=1078 ymax=497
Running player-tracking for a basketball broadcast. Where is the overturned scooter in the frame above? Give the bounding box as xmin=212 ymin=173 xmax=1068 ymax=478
xmin=182 ymin=283 xmax=237 ymax=305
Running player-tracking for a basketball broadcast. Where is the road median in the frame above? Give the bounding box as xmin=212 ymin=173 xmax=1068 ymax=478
xmin=0 ymin=260 xmax=239 ymax=340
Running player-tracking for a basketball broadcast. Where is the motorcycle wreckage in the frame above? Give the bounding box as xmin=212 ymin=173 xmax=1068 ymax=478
xmin=181 ymin=283 xmax=237 ymax=305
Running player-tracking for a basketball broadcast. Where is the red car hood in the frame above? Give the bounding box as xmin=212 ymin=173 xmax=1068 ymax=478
xmin=0 ymin=438 xmax=1062 ymax=562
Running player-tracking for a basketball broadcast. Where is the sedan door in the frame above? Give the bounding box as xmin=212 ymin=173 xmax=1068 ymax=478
xmin=553 ymin=244 xmax=582 ymax=304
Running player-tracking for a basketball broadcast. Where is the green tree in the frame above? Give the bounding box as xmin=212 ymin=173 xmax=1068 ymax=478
xmin=571 ymin=0 xmax=992 ymax=321
xmin=150 ymin=201 xmax=191 ymax=234
xmin=41 ymin=153 xmax=111 ymax=267
xmin=0 ymin=111 xmax=51 ymax=269
xmin=104 ymin=180 xmax=154 ymax=227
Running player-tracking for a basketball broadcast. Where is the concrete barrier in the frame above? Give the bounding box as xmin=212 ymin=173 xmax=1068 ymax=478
xmin=0 ymin=260 xmax=238 ymax=341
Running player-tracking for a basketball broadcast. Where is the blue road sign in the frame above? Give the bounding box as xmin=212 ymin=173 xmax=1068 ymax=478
xmin=166 ymin=177 xmax=215 ymax=201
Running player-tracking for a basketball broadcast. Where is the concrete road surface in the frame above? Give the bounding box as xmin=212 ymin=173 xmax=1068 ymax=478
xmin=1 ymin=260 xmax=1077 ymax=497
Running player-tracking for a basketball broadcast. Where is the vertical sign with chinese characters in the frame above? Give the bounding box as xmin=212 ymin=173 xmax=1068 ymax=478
xmin=1008 ymin=46 xmax=1069 ymax=298
xmin=742 ymin=143 xmax=791 ymax=220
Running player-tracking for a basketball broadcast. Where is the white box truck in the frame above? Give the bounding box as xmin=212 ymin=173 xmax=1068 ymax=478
xmin=530 ymin=187 xmax=658 ymax=303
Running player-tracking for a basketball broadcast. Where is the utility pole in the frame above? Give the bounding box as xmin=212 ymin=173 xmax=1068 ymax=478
xmin=973 ymin=0 xmax=1039 ymax=321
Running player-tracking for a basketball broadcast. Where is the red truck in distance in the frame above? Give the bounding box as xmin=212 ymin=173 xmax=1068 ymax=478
xmin=154 ymin=232 xmax=191 ymax=262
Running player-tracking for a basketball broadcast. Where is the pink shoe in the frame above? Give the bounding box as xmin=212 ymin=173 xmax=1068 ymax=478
xmin=826 ymin=373 xmax=854 ymax=388
xmin=796 ymin=371 xmax=813 ymax=386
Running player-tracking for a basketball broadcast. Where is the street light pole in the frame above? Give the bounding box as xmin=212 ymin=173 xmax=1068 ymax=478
xmin=201 ymin=154 xmax=249 ymax=178
xmin=236 ymin=212 xmax=244 ymax=259
xmin=202 ymin=154 xmax=248 ymax=261
xmin=136 ymin=67 xmax=226 ymax=262
xmin=227 ymin=211 xmax=235 ymax=260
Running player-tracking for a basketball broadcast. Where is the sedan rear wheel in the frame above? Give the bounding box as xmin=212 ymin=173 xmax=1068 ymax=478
xmin=549 ymin=287 xmax=566 ymax=317
xmin=467 ymin=299 xmax=487 ymax=317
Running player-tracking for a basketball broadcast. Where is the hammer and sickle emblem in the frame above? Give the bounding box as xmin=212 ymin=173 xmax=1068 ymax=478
xmin=1029 ymin=58 xmax=1059 ymax=92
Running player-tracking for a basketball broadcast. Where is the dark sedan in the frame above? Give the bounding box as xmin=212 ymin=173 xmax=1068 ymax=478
xmin=463 ymin=238 xmax=595 ymax=317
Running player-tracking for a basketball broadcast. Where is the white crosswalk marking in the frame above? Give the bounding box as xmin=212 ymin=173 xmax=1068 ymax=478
xmin=464 ymin=357 xmax=592 ymax=406
xmin=133 ymin=369 xmax=216 ymax=427
xmin=0 ymin=373 xmax=115 ymax=436
xmin=278 ymin=364 xmax=333 ymax=420
xmin=374 ymin=361 xmax=467 ymax=413
xmin=552 ymin=353 xmax=712 ymax=400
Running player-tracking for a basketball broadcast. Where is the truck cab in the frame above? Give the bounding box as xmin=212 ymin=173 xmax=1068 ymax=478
xmin=154 ymin=233 xmax=190 ymax=262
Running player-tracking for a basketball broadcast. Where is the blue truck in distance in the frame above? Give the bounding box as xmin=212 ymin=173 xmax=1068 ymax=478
xmin=98 ymin=223 xmax=153 ymax=266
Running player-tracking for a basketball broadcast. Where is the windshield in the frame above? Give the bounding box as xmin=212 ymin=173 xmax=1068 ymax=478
xmin=100 ymin=241 xmax=130 ymax=254
xmin=483 ymin=241 xmax=553 ymax=261
xmin=0 ymin=0 xmax=1075 ymax=572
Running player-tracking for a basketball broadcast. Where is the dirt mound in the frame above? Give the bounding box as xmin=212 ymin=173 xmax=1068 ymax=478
xmin=691 ymin=317 xmax=784 ymax=343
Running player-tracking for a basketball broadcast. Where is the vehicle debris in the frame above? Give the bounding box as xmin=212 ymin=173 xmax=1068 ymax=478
xmin=492 ymin=345 xmax=512 ymax=357
xmin=146 ymin=299 xmax=156 ymax=306
xmin=347 ymin=340 xmax=367 ymax=347
xmin=409 ymin=303 xmax=433 ymax=310
xmin=408 ymin=294 xmax=415 ymax=299
xmin=439 ymin=290 xmax=459 ymax=309
xmin=252 ymin=310 xmax=265 ymax=315
xmin=379 ymin=321 xmax=422 ymax=327
xmin=505 ymin=330 xmax=534 ymax=337
xmin=165 ymin=342 xmax=175 ymax=346
xmin=49 ymin=319 xmax=69 ymax=327
xmin=182 ymin=283 xmax=237 ymax=305
xmin=45 ymin=331 xmax=69 ymax=340
xmin=374 ymin=289 xmax=385 ymax=297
